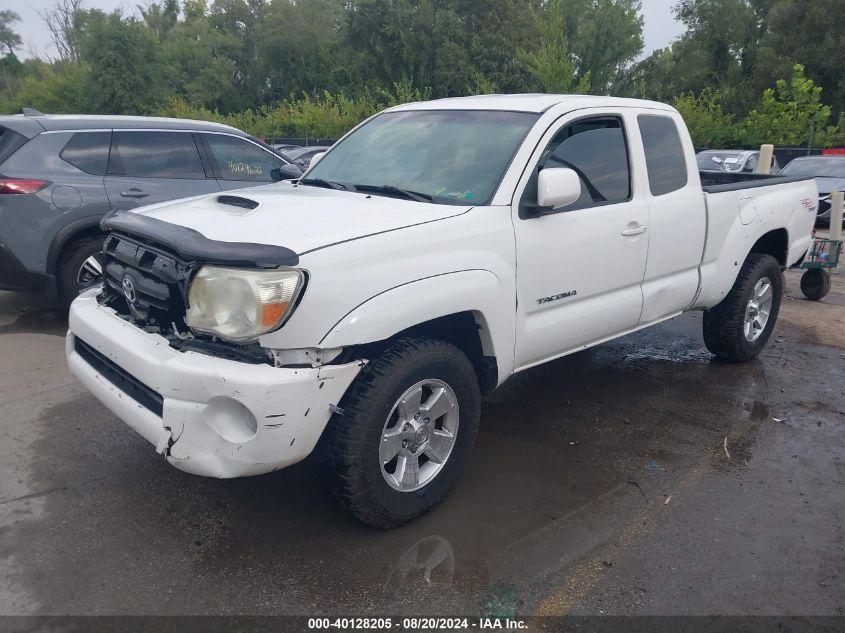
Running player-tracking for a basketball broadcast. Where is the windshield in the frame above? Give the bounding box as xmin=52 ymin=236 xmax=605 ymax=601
xmin=780 ymin=157 xmax=845 ymax=178
xmin=696 ymin=151 xmax=745 ymax=171
xmin=304 ymin=110 xmax=539 ymax=205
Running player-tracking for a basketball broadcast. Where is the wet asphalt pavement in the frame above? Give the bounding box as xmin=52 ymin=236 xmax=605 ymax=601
xmin=0 ymin=270 xmax=843 ymax=617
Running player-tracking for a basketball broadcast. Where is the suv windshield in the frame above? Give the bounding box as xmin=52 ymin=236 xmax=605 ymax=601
xmin=303 ymin=110 xmax=539 ymax=205
xmin=780 ymin=157 xmax=845 ymax=178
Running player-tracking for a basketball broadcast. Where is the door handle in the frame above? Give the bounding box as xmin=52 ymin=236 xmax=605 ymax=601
xmin=120 ymin=189 xmax=149 ymax=199
xmin=621 ymin=224 xmax=647 ymax=237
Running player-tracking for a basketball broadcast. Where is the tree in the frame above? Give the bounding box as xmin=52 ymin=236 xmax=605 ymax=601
xmin=0 ymin=60 xmax=89 ymax=113
xmin=258 ymin=0 xmax=346 ymax=98
xmin=208 ymin=0 xmax=270 ymax=109
xmin=566 ymin=0 xmax=644 ymax=94
xmin=743 ymin=64 xmax=835 ymax=148
xmin=520 ymin=0 xmax=590 ymax=94
xmin=79 ymin=11 xmax=168 ymax=114
xmin=161 ymin=1 xmax=242 ymax=111
xmin=38 ymin=0 xmax=86 ymax=62
xmin=673 ymin=0 xmax=757 ymax=87
xmin=139 ymin=0 xmax=180 ymax=40
xmin=761 ymin=0 xmax=845 ymax=115
xmin=0 ymin=10 xmax=22 ymax=56
xmin=673 ymin=88 xmax=741 ymax=147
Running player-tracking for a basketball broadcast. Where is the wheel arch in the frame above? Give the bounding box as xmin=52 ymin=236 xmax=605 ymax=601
xmin=749 ymin=228 xmax=789 ymax=266
xmin=47 ymin=216 xmax=106 ymax=276
xmin=320 ymin=270 xmax=513 ymax=393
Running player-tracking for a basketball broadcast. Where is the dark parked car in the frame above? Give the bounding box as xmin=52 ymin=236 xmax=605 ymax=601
xmin=0 ymin=112 xmax=301 ymax=302
xmin=271 ymin=143 xmax=300 ymax=153
xmin=696 ymin=149 xmax=780 ymax=174
xmin=779 ymin=156 xmax=845 ymax=227
xmin=280 ymin=145 xmax=332 ymax=169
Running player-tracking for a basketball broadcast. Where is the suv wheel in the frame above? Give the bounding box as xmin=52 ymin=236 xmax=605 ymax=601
xmin=58 ymin=236 xmax=104 ymax=305
xmin=318 ymin=336 xmax=481 ymax=528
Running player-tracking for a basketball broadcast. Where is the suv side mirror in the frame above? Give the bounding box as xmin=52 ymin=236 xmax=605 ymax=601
xmin=271 ymin=163 xmax=303 ymax=182
xmin=309 ymin=151 xmax=326 ymax=167
xmin=537 ymin=168 xmax=581 ymax=209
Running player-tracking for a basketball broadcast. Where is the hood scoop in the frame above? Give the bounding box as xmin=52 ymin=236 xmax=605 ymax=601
xmin=216 ymin=195 xmax=259 ymax=211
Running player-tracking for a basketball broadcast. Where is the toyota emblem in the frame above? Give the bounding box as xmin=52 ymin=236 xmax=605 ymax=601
xmin=121 ymin=275 xmax=137 ymax=303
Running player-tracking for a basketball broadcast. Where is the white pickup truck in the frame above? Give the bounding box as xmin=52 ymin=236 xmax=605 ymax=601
xmin=66 ymin=95 xmax=817 ymax=527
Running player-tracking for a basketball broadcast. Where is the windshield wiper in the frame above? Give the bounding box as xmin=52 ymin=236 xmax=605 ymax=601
xmin=352 ymin=184 xmax=433 ymax=202
xmin=299 ymin=177 xmax=356 ymax=192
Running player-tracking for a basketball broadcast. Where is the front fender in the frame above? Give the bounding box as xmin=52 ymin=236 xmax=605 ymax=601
xmin=320 ymin=270 xmax=514 ymax=385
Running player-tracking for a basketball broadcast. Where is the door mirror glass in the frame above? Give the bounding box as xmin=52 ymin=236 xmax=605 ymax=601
xmin=537 ymin=168 xmax=581 ymax=209
xmin=271 ymin=163 xmax=304 ymax=182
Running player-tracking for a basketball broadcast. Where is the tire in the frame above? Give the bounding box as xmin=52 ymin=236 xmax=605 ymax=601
xmin=800 ymin=268 xmax=831 ymax=300
xmin=317 ymin=336 xmax=481 ymax=528
xmin=703 ymin=253 xmax=783 ymax=362
xmin=58 ymin=236 xmax=105 ymax=305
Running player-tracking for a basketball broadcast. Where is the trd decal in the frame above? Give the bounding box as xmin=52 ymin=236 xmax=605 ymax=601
xmin=537 ymin=290 xmax=577 ymax=305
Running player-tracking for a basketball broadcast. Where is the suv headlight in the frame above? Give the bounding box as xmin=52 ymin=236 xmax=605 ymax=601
xmin=186 ymin=266 xmax=304 ymax=342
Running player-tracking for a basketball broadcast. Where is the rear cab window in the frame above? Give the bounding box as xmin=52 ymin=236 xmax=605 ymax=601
xmin=638 ymin=114 xmax=688 ymax=196
xmin=60 ymin=132 xmax=111 ymax=175
xmin=108 ymin=131 xmax=206 ymax=179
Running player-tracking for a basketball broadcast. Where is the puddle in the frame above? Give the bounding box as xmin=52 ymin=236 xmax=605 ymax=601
xmin=620 ymin=346 xmax=713 ymax=364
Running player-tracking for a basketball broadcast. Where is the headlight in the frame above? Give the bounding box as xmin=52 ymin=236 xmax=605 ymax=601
xmin=186 ymin=266 xmax=304 ymax=342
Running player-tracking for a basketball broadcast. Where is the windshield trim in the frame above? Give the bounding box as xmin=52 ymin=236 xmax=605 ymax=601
xmin=305 ymin=109 xmax=541 ymax=206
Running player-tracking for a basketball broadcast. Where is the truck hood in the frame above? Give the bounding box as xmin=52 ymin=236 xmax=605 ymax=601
xmin=131 ymin=183 xmax=472 ymax=254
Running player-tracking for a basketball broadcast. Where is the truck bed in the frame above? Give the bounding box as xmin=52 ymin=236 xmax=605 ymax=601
xmin=699 ymin=170 xmax=808 ymax=193
xmin=694 ymin=171 xmax=817 ymax=309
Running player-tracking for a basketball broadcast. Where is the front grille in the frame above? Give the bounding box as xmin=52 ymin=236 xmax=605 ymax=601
xmin=99 ymin=232 xmax=193 ymax=332
xmin=74 ymin=337 xmax=164 ymax=416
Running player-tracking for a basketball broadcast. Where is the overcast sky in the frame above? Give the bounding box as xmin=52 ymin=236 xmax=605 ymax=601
xmin=12 ymin=0 xmax=683 ymax=60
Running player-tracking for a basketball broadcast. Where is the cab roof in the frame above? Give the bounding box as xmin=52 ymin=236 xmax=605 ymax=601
xmin=389 ymin=94 xmax=676 ymax=114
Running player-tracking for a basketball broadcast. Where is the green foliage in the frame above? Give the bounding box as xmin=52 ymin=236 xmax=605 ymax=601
xmin=519 ymin=0 xmax=590 ymax=94
xmin=0 ymin=60 xmax=88 ymax=113
xmin=2 ymin=0 xmax=844 ymax=150
xmin=673 ymin=88 xmax=741 ymax=147
xmin=565 ymin=0 xmax=643 ymax=94
xmin=156 ymin=81 xmax=431 ymax=139
xmin=79 ymin=12 xmax=168 ymax=114
xmin=743 ymin=65 xmax=835 ymax=147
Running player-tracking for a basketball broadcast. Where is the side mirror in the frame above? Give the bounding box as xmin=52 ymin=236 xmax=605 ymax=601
xmin=308 ymin=152 xmax=326 ymax=168
xmin=271 ymin=163 xmax=303 ymax=182
xmin=537 ymin=168 xmax=581 ymax=209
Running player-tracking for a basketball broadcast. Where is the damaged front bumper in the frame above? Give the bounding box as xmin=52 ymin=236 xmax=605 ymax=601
xmin=66 ymin=291 xmax=364 ymax=478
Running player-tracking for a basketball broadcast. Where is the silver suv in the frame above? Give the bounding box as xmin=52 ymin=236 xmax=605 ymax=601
xmin=0 ymin=111 xmax=301 ymax=303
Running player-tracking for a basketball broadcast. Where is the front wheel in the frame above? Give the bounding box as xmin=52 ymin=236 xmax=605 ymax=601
xmin=703 ymin=253 xmax=783 ymax=362
xmin=317 ymin=337 xmax=481 ymax=528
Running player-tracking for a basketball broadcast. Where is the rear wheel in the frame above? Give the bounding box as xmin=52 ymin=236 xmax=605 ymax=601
xmin=800 ymin=268 xmax=831 ymax=300
xmin=703 ymin=253 xmax=783 ymax=362
xmin=317 ymin=337 xmax=481 ymax=528
xmin=58 ymin=236 xmax=104 ymax=305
